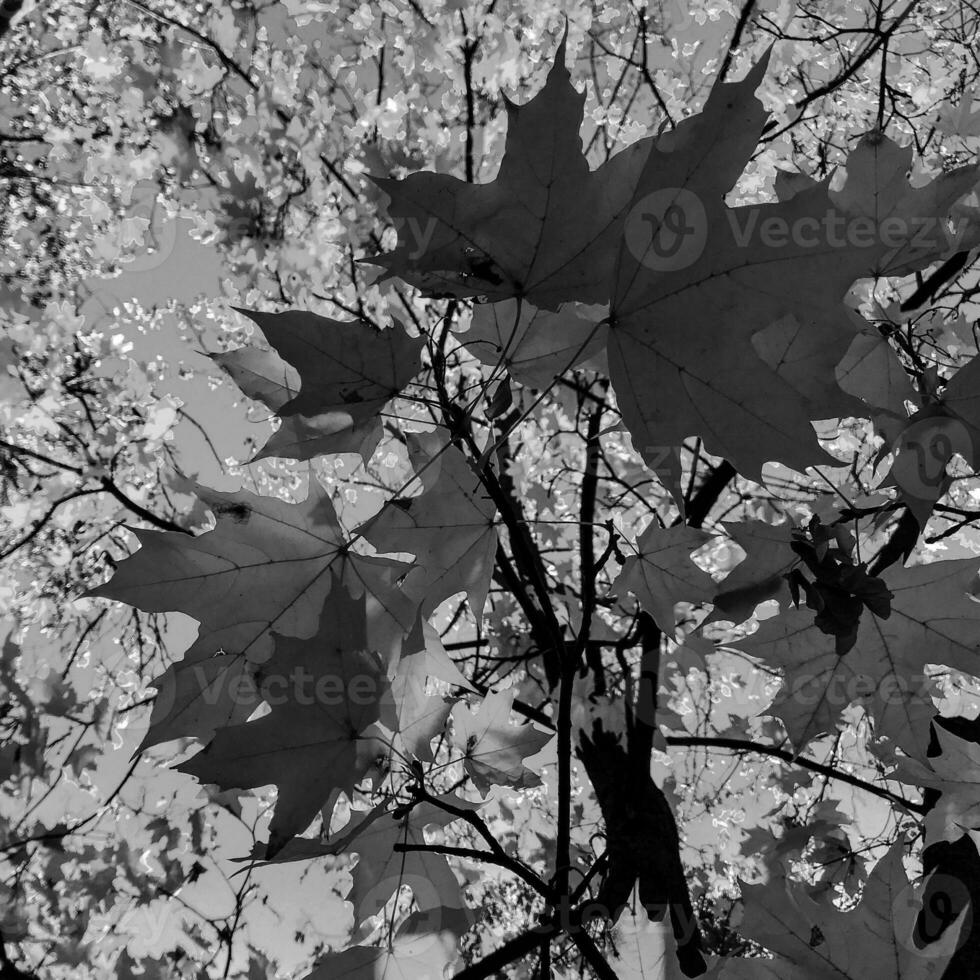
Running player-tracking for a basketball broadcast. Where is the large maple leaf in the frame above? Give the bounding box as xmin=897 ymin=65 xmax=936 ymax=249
xmin=373 ymin=34 xmax=977 ymax=481
xmin=732 ymin=557 xmax=980 ymax=750
xmin=179 ymin=579 xmax=391 ymax=858
xmin=607 ymin=92 xmax=978 ymax=481
xmin=367 ymin=31 xmax=650 ymax=309
xmin=87 ymin=477 xmax=420 ymax=750
xmin=215 ymin=307 xmax=424 ymax=462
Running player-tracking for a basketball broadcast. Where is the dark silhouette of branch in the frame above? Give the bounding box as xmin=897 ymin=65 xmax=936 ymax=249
xmin=451 ymin=902 xmax=610 ymax=980
xmin=393 ymin=842 xmax=551 ymax=898
xmin=717 ymin=0 xmax=758 ymax=81
xmin=680 ymin=459 xmax=737 ymax=530
xmin=667 ymin=736 xmax=927 ymax=813
xmin=569 ymin=930 xmax=619 ymax=980
xmin=120 ymin=0 xmax=257 ymax=91
xmin=900 ymin=249 xmax=973 ymax=311
xmin=97 ymin=477 xmax=189 ymax=534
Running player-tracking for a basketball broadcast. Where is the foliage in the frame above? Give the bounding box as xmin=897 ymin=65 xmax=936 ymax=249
xmin=3 ymin=2 xmax=980 ymax=979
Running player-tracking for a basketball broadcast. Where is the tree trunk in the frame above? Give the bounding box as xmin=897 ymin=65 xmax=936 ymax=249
xmin=576 ymin=720 xmax=707 ymax=977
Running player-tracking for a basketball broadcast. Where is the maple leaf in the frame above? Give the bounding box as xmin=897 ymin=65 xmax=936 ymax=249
xmin=376 ymin=623 xmax=476 ymax=764
xmin=221 ymin=307 xmax=425 ymax=462
xmin=325 ymin=794 xmax=477 ymax=931
xmin=706 ymin=520 xmax=798 ymax=626
xmin=895 ymin=725 xmax=980 ymax=846
xmin=832 ymin=137 xmax=980 ymax=278
xmin=611 ymin=522 xmax=716 ymax=632
xmin=254 ymin=792 xmax=479 ymax=940
xmin=88 ymin=477 xmax=345 ymax=663
xmin=210 ymin=341 xmax=300 ymax=412
xmin=88 ymin=476 xmax=419 ymax=663
xmin=732 ymin=557 xmax=980 ymax=750
xmin=737 ymin=839 xmax=963 ymax=980
xmin=451 ymin=689 xmax=553 ymax=795
xmin=134 ymin=654 xmax=261 ymax=752
xmin=87 ymin=477 xmax=421 ymax=750
xmin=179 ymin=578 xmax=391 ymax=858
xmin=607 ymin=75 xmax=978 ymax=481
xmin=367 ymin=30 xmax=650 ymax=309
xmin=937 ymin=86 xmax=980 ymax=138
xmin=460 ymin=298 xmax=608 ymax=390
xmin=382 ymin=666 xmax=454 ymax=764
xmin=302 ymin=924 xmax=463 ymax=980
xmin=834 ymin=309 xmax=917 ymax=416
xmin=371 ymin=622 xmax=475 ymax=763
xmin=360 ymin=430 xmax=497 ymax=620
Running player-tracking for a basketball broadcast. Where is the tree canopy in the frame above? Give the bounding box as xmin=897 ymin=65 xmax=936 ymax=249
xmin=3 ymin=1 xmax=980 ymax=978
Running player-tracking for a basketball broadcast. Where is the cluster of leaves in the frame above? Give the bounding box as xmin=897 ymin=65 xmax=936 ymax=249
xmin=84 ymin=18 xmax=980 ymax=980
xmin=785 ymin=517 xmax=892 ymax=655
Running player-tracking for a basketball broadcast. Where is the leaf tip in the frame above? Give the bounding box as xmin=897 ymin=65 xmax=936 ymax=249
xmin=554 ymin=17 xmax=570 ymax=69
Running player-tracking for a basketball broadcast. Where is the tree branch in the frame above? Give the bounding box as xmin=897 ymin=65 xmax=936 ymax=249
xmin=393 ymin=842 xmax=550 ymax=898
xmin=666 ymin=735 xmax=927 ymax=813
